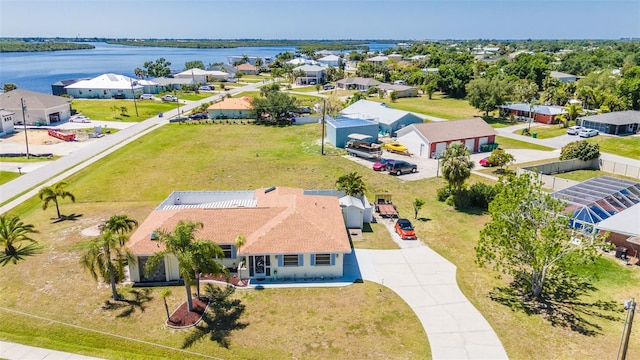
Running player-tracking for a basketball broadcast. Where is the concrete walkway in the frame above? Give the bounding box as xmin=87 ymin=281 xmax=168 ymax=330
xmin=354 ymin=218 xmax=508 ymax=360
xmin=0 ymin=341 xmax=102 ymax=360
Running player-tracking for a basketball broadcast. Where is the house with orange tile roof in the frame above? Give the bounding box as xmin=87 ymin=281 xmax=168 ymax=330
xmin=127 ymin=187 xmax=353 ymax=284
xmin=235 ymin=63 xmax=260 ymax=75
xmin=206 ymin=96 xmax=253 ymax=119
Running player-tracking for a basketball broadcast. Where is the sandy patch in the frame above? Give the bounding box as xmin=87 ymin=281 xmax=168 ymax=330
xmin=81 ymin=224 xmax=102 ymax=237
xmin=2 ymin=129 xmax=66 ymax=145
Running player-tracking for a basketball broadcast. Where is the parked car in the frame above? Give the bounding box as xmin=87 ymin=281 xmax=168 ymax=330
xmin=309 ymin=81 xmax=316 ymax=85
xmin=323 ymin=84 xmax=335 ymax=90
xmin=373 ymin=158 xmax=395 ymax=171
xmin=69 ymin=115 xmax=90 ymax=123
xmin=387 ymin=160 xmax=417 ymax=175
xmin=578 ymin=128 xmax=599 ymax=138
xmin=169 ymin=116 xmax=189 ymax=123
xmin=198 ymin=85 xmax=215 ymax=91
xmin=567 ymin=126 xmax=584 ymax=135
xmin=139 ymin=94 xmax=154 ymax=100
xmin=112 ymin=93 xmax=126 ymax=99
xmin=479 ymin=157 xmax=495 ymax=167
xmin=394 ymin=218 xmax=417 ymax=240
xmin=383 ymin=142 xmax=408 ymax=153
xmin=161 ymin=95 xmax=178 ymax=102
xmin=189 ymin=113 xmax=208 ymax=120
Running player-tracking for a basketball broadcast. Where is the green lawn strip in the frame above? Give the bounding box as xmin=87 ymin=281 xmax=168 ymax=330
xmin=513 ymin=125 xmax=567 ymax=139
xmin=291 ymin=86 xmax=322 ymax=93
xmin=368 ymin=92 xmax=482 ymax=120
xmin=553 ymin=169 xmax=639 ymax=182
xmin=586 ymin=136 xmax=640 ymax=159
xmin=352 ymin=222 xmax=400 ymax=250
xmin=72 ymin=100 xmax=179 ymax=122
xmin=2 ymin=124 xmax=637 ymax=359
xmin=0 ymin=171 xmax=20 ymax=185
xmin=0 ymin=155 xmax=59 ymax=162
xmin=495 ymin=136 xmax=556 ymax=151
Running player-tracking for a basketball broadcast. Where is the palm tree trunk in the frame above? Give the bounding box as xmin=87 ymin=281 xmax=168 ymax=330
xmin=54 ymin=198 xmax=61 ymax=218
xmin=163 ymin=299 xmax=170 ymax=321
xmin=185 ymin=282 xmax=194 ymax=312
xmin=195 ymin=270 xmax=200 ymax=299
xmin=109 ymin=266 xmax=119 ymax=301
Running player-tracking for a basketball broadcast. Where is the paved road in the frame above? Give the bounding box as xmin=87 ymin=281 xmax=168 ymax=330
xmin=0 ymin=341 xmax=102 ymax=360
xmin=0 ymin=82 xmax=264 ymax=214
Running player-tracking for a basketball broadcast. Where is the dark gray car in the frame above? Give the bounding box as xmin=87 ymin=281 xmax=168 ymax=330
xmin=387 ymin=160 xmax=417 ymax=175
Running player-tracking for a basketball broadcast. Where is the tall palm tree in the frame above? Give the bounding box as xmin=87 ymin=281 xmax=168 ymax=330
xmin=81 ymin=229 xmax=134 ymax=300
xmin=37 ymin=181 xmax=75 ymax=219
xmin=0 ymin=215 xmax=41 ymax=266
xmin=564 ymin=103 xmax=583 ymax=122
xmin=145 ymin=221 xmax=227 ymax=312
xmin=234 ymin=234 xmax=247 ymax=285
xmin=104 ymin=214 xmax=138 ymax=246
xmin=441 ymin=143 xmax=475 ymax=193
xmin=336 ymin=172 xmax=367 ymax=197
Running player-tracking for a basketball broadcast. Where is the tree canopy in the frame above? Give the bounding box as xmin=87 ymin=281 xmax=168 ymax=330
xmin=336 ymin=172 xmax=367 ymax=197
xmin=440 ymin=143 xmax=474 ymax=192
xmin=251 ymin=91 xmax=298 ymax=125
xmin=560 ymin=141 xmax=600 ymax=161
xmin=143 ymin=57 xmax=172 ymax=78
xmin=476 ymin=172 xmax=605 ymax=300
xmin=0 ymin=215 xmax=41 ymax=266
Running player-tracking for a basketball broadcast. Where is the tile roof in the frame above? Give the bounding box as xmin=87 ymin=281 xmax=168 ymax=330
xmin=0 ymin=89 xmax=71 ymax=109
xmin=336 ymin=77 xmax=381 ymax=87
xmin=402 ymin=118 xmax=497 ymax=143
xmin=128 ymin=187 xmax=351 ymax=256
xmin=207 ymin=97 xmax=252 ymax=111
xmin=235 ymin=63 xmax=258 ymax=71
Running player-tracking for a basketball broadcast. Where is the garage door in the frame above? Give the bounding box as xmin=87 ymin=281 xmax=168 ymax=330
xmin=465 ymin=138 xmax=475 ymax=152
xmin=434 ymin=142 xmax=447 ymax=158
xmin=478 ymin=137 xmax=489 ymax=146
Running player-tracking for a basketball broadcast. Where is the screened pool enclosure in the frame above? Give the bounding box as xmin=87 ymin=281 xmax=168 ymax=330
xmin=552 ymin=176 xmax=640 ymax=232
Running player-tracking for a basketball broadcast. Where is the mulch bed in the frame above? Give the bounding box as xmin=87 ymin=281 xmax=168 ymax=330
xmin=167 ymin=297 xmax=209 ymax=328
xmin=200 ymin=272 xmax=249 ymax=288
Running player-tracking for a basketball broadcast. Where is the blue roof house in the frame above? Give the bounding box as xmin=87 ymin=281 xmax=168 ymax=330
xmin=340 ymin=100 xmax=424 ymax=136
xmin=326 ymin=116 xmax=379 ymax=148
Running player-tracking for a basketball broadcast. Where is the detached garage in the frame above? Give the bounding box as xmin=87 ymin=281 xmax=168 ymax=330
xmin=326 ymin=116 xmax=379 ymax=148
xmin=396 ymin=118 xmax=497 ymax=158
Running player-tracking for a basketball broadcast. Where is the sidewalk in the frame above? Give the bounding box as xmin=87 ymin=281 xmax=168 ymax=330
xmin=0 ymin=341 xmax=102 ymax=360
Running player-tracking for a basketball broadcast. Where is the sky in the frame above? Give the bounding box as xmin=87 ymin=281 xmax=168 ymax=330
xmin=1 ymin=0 xmax=639 ymax=40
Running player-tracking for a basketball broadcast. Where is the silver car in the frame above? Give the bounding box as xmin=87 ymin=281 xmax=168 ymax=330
xmin=567 ymin=126 xmax=584 ymax=135
xmin=578 ymin=128 xmax=599 ymax=138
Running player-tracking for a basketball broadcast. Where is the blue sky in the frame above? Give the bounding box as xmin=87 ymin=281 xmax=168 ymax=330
xmin=1 ymin=0 xmax=638 ymax=40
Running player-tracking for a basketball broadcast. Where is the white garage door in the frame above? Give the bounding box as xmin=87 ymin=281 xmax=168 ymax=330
xmin=465 ymin=138 xmax=475 ymax=152
xmin=478 ymin=137 xmax=489 ymax=146
xmin=434 ymin=142 xmax=447 ymax=157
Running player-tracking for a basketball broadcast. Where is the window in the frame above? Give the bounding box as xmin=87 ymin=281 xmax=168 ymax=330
xmin=283 ymin=254 xmax=299 ymax=266
xmin=315 ymin=254 xmax=331 ymax=265
xmin=220 ymin=245 xmax=233 ymax=259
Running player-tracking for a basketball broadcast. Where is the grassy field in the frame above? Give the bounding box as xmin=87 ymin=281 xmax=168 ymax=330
xmin=514 ymin=124 xmax=568 ymax=139
xmin=587 ymin=136 xmax=640 ymax=159
xmin=553 ymin=169 xmax=639 ymax=182
xmin=72 ymin=99 xmax=181 ymax=122
xmin=0 ymin=171 xmax=20 ymax=185
xmin=352 ymin=222 xmax=400 ymax=250
xmin=495 ymin=136 xmax=556 ymax=151
xmin=1 ymin=124 xmax=637 ymax=359
xmin=369 ymin=92 xmax=482 ymax=120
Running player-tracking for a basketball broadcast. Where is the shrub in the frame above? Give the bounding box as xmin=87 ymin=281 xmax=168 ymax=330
xmin=468 ymin=182 xmax=496 ymax=210
xmin=437 ymin=186 xmax=453 ymax=202
xmin=560 ymin=140 xmax=600 ymax=161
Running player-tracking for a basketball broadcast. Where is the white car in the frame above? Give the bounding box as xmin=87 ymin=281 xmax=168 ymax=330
xmin=140 ymin=94 xmax=154 ymax=100
xmin=578 ymin=128 xmax=599 ymax=138
xmin=161 ymin=95 xmax=178 ymax=102
xmin=69 ymin=115 xmax=90 ymax=123
xmin=567 ymin=126 xmax=584 ymax=135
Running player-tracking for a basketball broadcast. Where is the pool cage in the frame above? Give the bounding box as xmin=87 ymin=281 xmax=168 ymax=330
xmin=552 ymin=176 xmax=640 ymax=233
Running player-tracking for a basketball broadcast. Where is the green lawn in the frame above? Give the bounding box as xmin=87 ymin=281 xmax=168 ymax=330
xmin=352 ymin=222 xmax=400 ymax=250
xmin=1 ymin=123 xmax=637 ymax=360
xmin=514 ymin=124 xmax=568 ymax=139
xmin=369 ymin=92 xmax=482 ymax=120
xmin=0 ymin=171 xmax=20 ymax=185
xmin=72 ymin=99 xmax=179 ymax=122
xmin=553 ymin=169 xmax=639 ymax=182
xmin=587 ymin=136 xmax=640 ymax=159
xmin=495 ymin=136 xmax=556 ymax=151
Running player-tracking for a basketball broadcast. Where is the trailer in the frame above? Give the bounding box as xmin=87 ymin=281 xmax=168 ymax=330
xmin=345 ymin=133 xmax=382 ymax=159
xmin=48 ymin=129 xmax=76 ymax=142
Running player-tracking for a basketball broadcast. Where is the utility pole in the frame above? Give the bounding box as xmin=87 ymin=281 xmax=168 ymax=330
xmin=130 ymin=78 xmax=139 ymax=117
xmin=618 ymin=298 xmax=636 ymax=360
xmin=21 ymin=97 xmax=30 ymax=159
xmin=321 ymin=99 xmax=326 ymax=155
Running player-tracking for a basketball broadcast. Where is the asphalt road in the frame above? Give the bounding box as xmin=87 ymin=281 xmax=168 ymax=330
xmin=0 ymin=82 xmax=265 ymax=214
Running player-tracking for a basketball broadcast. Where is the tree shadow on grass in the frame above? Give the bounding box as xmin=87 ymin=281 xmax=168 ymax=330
xmin=182 ymin=284 xmax=248 ymax=349
xmin=51 ymin=213 xmax=83 ymax=223
xmin=489 ymin=277 xmax=620 ymax=336
xmin=416 ymin=217 xmax=431 ymax=222
xmin=101 ymin=288 xmax=153 ymax=318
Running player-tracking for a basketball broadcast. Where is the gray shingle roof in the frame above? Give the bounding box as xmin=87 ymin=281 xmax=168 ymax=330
xmin=578 ymin=110 xmax=640 ymax=125
xmin=0 ymin=89 xmax=71 ymax=109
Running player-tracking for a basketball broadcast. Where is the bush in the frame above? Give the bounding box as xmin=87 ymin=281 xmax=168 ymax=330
xmin=437 ymin=186 xmax=453 ymax=202
xmin=560 ymin=140 xmax=600 ymax=161
xmin=468 ymin=182 xmax=496 ymax=210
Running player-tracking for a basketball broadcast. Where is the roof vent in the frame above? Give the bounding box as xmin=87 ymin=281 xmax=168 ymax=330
xmin=264 ymin=186 xmax=276 ymax=194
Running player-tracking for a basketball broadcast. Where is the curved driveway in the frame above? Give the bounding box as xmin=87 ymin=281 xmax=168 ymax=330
xmin=355 ymin=219 xmax=508 ymax=360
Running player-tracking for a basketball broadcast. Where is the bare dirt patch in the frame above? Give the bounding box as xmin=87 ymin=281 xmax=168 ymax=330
xmin=2 ymin=129 xmax=65 ymax=145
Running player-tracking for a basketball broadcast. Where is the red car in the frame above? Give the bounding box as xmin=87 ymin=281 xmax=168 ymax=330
xmin=373 ymin=158 xmax=394 ymax=171
xmin=479 ymin=157 xmax=495 ymax=167
xmin=394 ymin=218 xmax=417 ymax=240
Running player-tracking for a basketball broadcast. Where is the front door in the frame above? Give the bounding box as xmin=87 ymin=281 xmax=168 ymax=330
xmin=250 ymin=255 xmax=271 ymax=278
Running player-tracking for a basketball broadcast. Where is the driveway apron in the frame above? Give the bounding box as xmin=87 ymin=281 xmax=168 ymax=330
xmin=355 ymin=246 xmax=508 ymax=360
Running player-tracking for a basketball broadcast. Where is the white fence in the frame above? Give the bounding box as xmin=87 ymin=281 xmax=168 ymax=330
xmin=518 ymin=158 xmax=639 ymax=191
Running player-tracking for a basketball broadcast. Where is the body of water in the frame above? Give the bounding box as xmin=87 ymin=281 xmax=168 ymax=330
xmin=0 ymin=42 xmax=395 ymax=94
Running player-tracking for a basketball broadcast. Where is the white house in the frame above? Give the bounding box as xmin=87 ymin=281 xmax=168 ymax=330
xmin=317 ymin=55 xmax=341 ymax=67
xmin=0 ymin=89 xmax=72 ymax=125
xmin=127 ymin=187 xmax=353 ymax=284
xmin=0 ymin=109 xmax=16 ymax=136
xmin=65 ymin=73 xmax=143 ymax=99
xmin=367 ymin=55 xmax=389 ymax=64
xmin=293 ymin=64 xmax=325 ymax=85
xmin=174 ymin=69 xmax=229 ymax=83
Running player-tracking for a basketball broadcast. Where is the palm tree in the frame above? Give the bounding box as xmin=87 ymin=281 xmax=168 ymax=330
xmin=234 ymin=234 xmax=247 ymax=285
xmin=81 ymin=229 xmax=134 ymax=300
xmin=441 ymin=143 xmax=475 ymax=193
xmin=161 ymin=289 xmax=172 ymax=321
xmin=0 ymin=215 xmax=41 ymax=266
xmin=564 ymin=103 xmax=583 ymax=123
xmin=336 ymin=172 xmax=367 ymax=197
xmin=37 ymin=181 xmax=75 ymax=219
xmin=134 ymin=67 xmax=147 ymax=79
xmin=145 ymin=221 xmax=227 ymax=312
xmin=104 ymin=214 xmax=138 ymax=245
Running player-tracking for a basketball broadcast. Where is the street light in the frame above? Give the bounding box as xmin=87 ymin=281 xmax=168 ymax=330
xmin=617 ymin=298 xmax=636 ymax=360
